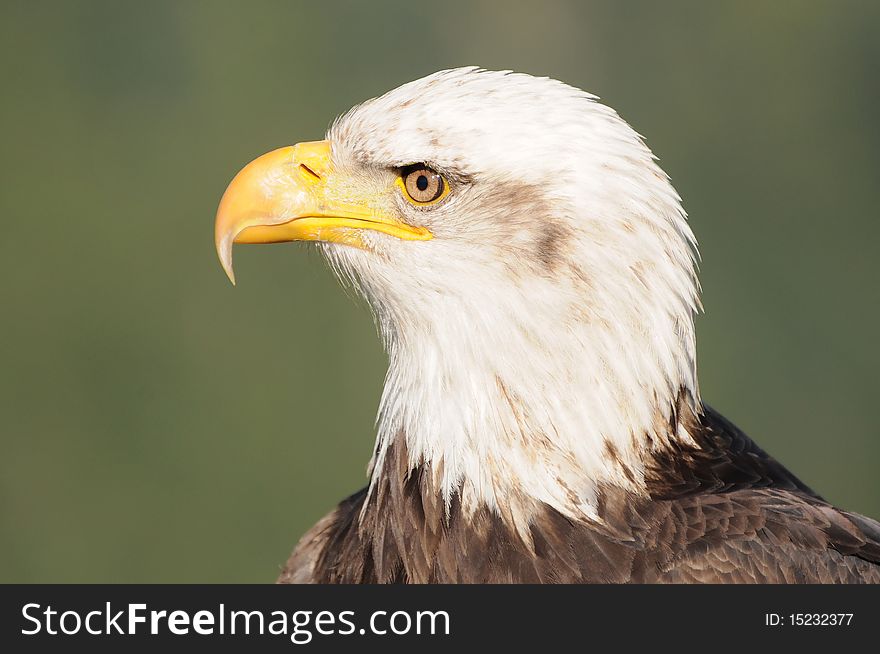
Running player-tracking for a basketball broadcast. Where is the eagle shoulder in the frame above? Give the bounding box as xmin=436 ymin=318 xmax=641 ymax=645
xmin=277 ymin=488 xmax=368 ymax=584
xmin=638 ymin=404 xmax=880 ymax=582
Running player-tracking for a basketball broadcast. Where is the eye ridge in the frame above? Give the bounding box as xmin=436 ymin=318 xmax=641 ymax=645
xmin=401 ymin=164 xmax=447 ymax=204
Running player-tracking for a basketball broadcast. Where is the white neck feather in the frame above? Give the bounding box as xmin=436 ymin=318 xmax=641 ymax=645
xmin=363 ymin=230 xmax=700 ymax=525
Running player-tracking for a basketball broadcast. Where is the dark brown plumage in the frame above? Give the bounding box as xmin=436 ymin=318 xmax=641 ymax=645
xmin=278 ymin=404 xmax=880 ymax=584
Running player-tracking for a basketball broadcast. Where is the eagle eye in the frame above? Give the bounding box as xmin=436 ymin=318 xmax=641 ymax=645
xmin=400 ymin=165 xmax=447 ymax=205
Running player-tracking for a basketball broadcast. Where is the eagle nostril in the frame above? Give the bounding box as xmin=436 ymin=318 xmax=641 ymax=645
xmin=299 ymin=163 xmax=321 ymax=180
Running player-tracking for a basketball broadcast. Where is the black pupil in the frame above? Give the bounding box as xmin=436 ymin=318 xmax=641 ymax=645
xmin=416 ymin=174 xmax=429 ymax=191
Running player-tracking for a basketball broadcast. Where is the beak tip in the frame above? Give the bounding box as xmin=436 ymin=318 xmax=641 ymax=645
xmin=221 ymin=258 xmax=237 ymax=286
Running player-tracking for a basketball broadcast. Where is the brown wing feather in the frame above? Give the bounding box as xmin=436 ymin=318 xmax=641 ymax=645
xmin=655 ymin=489 xmax=880 ymax=583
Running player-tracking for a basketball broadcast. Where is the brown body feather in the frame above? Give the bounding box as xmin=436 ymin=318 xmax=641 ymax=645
xmin=278 ymin=406 xmax=880 ymax=584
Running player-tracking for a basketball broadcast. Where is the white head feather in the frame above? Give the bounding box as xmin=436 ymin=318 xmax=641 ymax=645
xmin=320 ymin=68 xmax=701 ymax=524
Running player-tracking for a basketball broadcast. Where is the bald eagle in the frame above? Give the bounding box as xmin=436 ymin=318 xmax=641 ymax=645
xmin=215 ymin=68 xmax=880 ymax=583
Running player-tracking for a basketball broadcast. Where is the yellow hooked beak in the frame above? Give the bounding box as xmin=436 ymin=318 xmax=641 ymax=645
xmin=214 ymin=140 xmax=432 ymax=284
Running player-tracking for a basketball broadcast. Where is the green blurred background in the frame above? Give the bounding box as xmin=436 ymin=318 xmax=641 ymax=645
xmin=1 ymin=0 xmax=878 ymax=582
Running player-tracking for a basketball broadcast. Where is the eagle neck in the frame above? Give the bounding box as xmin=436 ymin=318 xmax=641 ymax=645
xmin=367 ymin=286 xmax=700 ymax=527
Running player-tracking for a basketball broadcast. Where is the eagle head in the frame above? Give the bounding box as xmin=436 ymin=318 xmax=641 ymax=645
xmin=215 ymin=68 xmax=701 ymax=520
